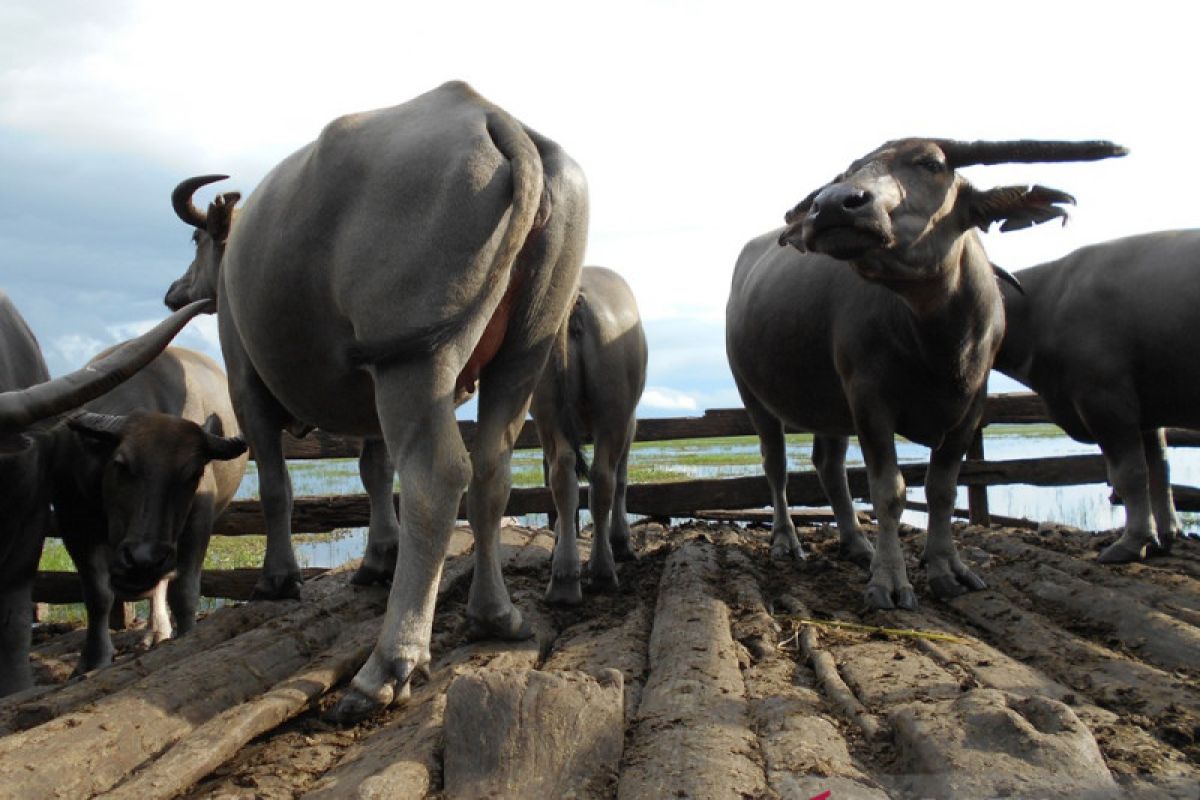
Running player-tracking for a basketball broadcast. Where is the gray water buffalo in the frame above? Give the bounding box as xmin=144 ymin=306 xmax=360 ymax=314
xmin=0 ymin=295 xmax=211 ymax=696
xmin=726 ymin=138 xmax=1126 ymax=610
xmin=531 ymin=266 xmax=647 ymax=605
xmin=163 ymin=81 xmax=587 ymax=721
xmin=996 ymin=230 xmax=1200 ymax=563
xmin=51 ymin=346 xmax=246 ymax=674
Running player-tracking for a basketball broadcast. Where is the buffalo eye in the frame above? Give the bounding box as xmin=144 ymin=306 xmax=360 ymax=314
xmin=914 ymin=155 xmax=946 ymax=174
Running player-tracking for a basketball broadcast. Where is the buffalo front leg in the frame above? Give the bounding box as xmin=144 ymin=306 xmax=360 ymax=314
xmin=352 ymin=437 xmax=401 ymax=585
xmin=854 ymin=412 xmax=916 ymax=610
xmin=166 ymin=502 xmax=213 ymax=638
xmin=142 ymin=579 xmax=172 ymax=649
xmin=64 ymin=537 xmax=116 ymax=674
xmin=0 ymin=581 xmax=34 ymax=697
xmin=922 ymin=420 xmax=987 ymax=600
xmin=334 ymin=365 xmax=469 ymax=723
xmin=1144 ymin=428 xmax=1181 ymax=556
xmin=813 ymin=434 xmax=874 ymax=568
xmin=739 ymin=384 xmax=803 ymax=560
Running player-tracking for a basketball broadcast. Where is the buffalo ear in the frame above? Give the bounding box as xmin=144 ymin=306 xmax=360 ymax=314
xmin=67 ymin=412 xmax=127 ymax=448
xmin=0 ymin=432 xmax=33 ymax=455
xmin=206 ymin=191 xmax=241 ymax=243
xmin=204 ymin=433 xmax=247 ymax=462
xmin=968 ymin=184 xmax=1076 ymax=233
xmin=200 ymin=413 xmax=246 ymax=461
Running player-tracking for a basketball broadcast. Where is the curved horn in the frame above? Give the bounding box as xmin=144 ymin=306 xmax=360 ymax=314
xmin=937 ymin=140 xmax=1128 ymax=169
xmin=171 ymin=174 xmax=229 ymax=230
xmin=0 ymin=298 xmax=214 ymax=431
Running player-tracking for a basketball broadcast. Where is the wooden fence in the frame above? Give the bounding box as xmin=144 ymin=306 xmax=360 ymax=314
xmin=33 ymin=392 xmax=1200 ymax=606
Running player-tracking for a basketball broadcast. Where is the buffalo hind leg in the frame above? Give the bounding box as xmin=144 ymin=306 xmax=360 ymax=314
xmin=813 ymin=434 xmax=874 ymax=568
xmin=610 ymin=425 xmax=637 ymax=562
xmin=921 ymin=416 xmax=987 ymax=600
xmin=464 ymin=363 xmax=540 ymax=639
xmin=142 ymin=580 xmax=172 ymax=649
xmin=585 ymin=435 xmax=620 ymax=593
xmin=352 ymin=437 xmax=401 ymax=585
xmin=333 ymin=362 xmax=469 ymax=724
xmin=1096 ymin=426 xmax=1158 ymax=563
xmin=1144 ymin=428 xmax=1181 ymax=556
xmin=541 ymin=422 xmax=584 ymax=606
xmin=738 ymin=381 xmax=803 ymax=560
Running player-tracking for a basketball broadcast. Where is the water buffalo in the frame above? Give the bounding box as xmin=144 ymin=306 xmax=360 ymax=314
xmin=996 ymin=230 xmax=1200 ymax=563
xmin=531 ymin=266 xmax=647 ymax=605
xmin=51 ymin=346 xmax=247 ymax=674
xmin=726 ymin=138 xmax=1126 ymax=609
xmin=163 ymin=81 xmax=587 ymax=721
xmin=0 ymin=295 xmax=211 ymax=696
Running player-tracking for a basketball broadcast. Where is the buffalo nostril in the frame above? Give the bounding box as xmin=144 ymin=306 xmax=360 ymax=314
xmin=843 ymin=190 xmax=872 ymax=210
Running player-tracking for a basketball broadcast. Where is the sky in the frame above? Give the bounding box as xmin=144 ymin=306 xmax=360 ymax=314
xmin=1 ymin=0 xmax=1196 ymax=417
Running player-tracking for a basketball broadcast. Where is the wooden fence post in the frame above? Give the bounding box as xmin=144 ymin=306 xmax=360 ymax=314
xmin=109 ymin=602 xmax=136 ymax=631
xmin=967 ymin=427 xmax=990 ymax=525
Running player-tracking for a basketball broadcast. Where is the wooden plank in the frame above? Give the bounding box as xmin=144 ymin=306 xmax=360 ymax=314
xmin=966 ymin=428 xmax=990 ymax=525
xmin=281 ymin=393 xmax=1200 ymax=460
xmin=211 ymin=454 xmax=1113 ymax=536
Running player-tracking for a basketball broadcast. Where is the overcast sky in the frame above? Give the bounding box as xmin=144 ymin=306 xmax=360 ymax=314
xmin=1 ymin=0 xmax=1194 ymax=416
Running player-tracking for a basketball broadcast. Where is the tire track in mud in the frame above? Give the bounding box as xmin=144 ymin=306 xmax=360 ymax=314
xmin=7 ymin=522 xmax=1200 ymax=799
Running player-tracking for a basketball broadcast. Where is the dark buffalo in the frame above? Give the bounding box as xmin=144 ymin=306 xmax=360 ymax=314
xmin=727 ymin=138 xmax=1126 ymax=609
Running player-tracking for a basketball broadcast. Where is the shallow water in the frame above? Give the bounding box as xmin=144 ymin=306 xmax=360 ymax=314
xmin=238 ymin=427 xmax=1200 ymax=568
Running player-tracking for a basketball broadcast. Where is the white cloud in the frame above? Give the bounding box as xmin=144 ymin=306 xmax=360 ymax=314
xmin=51 ymin=332 xmax=105 ymax=367
xmin=639 ymin=387 xmax=700 ymax=413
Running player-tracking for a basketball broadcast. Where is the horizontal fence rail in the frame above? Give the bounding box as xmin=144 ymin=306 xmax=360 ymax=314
xmin=34 ymin=392 xmax=1200 ymax=605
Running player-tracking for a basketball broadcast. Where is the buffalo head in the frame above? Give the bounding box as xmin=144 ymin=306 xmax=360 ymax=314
xmin=68 ymin=410 xmax=246 ymax=596
xmin=778 ymin=138 xmax=1127 ymax=287
xmin=164 ymin=175 xmax=240 ymax=311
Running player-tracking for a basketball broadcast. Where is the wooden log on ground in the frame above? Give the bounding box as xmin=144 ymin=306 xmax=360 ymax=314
xmin=618 ymin=540 xmax=767 ymax=798
xmin=693 ymin=508 xmax=871 ymax=526
xmin=33 ymin=567 xmax=329 ymax=604
xmin=441 ymin=668 xmax=625 ymax=799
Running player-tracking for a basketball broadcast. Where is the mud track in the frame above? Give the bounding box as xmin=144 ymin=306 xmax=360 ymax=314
xmin=1 ymin=522 xmax=1197 ymax=799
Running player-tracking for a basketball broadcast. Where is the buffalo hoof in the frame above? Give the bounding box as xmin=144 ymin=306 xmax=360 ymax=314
xmin=1146 ymin=535 xmax=1175 ymax=558
xmin=612 ymin=539 xmax=639 ymax=562
xmin=585 ymin=569 xmax=620 ymax=595
xmin=545 ymin=577 xmax=583 ymax=606
xmin=1097 ymin=540 xmax=1146 ymax=564
xmin=864 ymin=583 xmax=918 ymax=611
xmin=350 ymin=562 xmax=393 ymax=587
xmin=251 ymin=572 xmax=303 ymax=601
xmin=328 ymin=687 xmax=391 ymax=726
xmin=928 ymin=570 xmax=986 ymax=600
xmin=464 ymin=606 xmax=533 ymax=642
xmin=837 ymin=536 xmax=875 ymax=569
xmin=770 ymin=539 xmax=806 ymax=562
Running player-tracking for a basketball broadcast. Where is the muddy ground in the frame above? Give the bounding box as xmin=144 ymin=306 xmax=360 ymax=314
xmin=2 ymin=521 xmax=1198 ymax=799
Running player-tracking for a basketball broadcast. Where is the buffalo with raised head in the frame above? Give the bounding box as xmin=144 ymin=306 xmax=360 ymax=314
xmin=0 ymin=295 xmax=211 ymax=696
xmin=726 ymin=138 xmax=1126 ymax=610
xmin=996 ymin=230 xmax=1200 ymax=563
xmin=532 ymin=266 xmax=647 ymax=605
xmin=51 ymin=346 xmax=246 ymax=675
xmin=164 ymin=81 xmax=588 ymax=721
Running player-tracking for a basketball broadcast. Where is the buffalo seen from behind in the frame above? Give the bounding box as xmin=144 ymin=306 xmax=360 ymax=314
xmin=52 ymin=346 xmax=246 ymax=675
xmin=532 ymin=266 xmax=647 ymax=605
xmin=0 ymin=295 xmax=211 ymax=697
xmin=996 ymin=230 xmax=1200 ymax=563
xmin=164 ymin=80 xmax=588 ymax=722
xmin=727 ymin=137 xmax=1126 ymax=610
